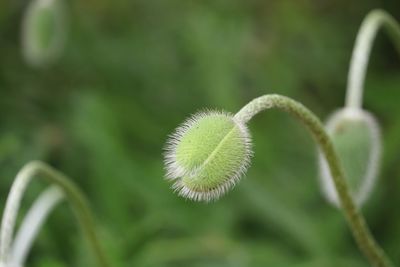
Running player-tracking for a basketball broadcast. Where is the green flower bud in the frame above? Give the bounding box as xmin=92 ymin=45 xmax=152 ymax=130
xmin=21 ymin=0 xmax=67 ymax=67
xmin=164 ymin=111 xmax=252 ymax=202
xmin=319 ymin=108 xmax=381 ymax=207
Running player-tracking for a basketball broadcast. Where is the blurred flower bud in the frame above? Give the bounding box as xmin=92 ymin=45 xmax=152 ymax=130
xmin=319 ymin=108 xmax=381 ymax=207
xmin=21 ymin=0 xmax=67 ymax=67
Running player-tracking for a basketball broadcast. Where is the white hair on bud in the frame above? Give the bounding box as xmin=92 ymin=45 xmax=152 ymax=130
xmin=163 ymin=110 xmax=252 ymax=202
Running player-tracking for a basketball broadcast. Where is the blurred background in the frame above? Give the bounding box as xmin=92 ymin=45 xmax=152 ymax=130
xmin=1 ymin=0 xmax=400 ymax=266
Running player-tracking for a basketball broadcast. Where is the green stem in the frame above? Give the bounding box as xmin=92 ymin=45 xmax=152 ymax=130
xmin=0 ymin=161 xmax=111 ymax=267
xmin=346 ymin=9 xmax=400 ymax=110
xmin=11 ymin=186 xmax=64 ymax=266
xmin=234 ymin=94 xmax=393 ymax=267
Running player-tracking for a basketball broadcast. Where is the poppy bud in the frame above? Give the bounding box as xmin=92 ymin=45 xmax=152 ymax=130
xmin=164 ymin=111 xmax=252 ymax=202
xmin=21 ymin=0 xmax=67 ymax=67
xmin=319 ymin=108 xmax=381 ymax=207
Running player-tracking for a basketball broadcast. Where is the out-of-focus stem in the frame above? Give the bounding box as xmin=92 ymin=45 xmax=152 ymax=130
xmin=346 ymin=9 xmax=400 ymax=110
xmin=0 ymin=161 xmax=111 ymax=267
xmin=10 ymin=186 xmax=64 ymax=267
xmin=235 ymin=94 xmax=393 ymax=267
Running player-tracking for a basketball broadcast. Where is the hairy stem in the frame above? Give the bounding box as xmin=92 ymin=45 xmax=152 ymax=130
xmin=346 ymin=9 xmax=400 ymax=110
xmin=235 ymin=94 xmax=393 ymax=267
xmin=0 ymin=161 xmax=111 ymax=267
xmin=10 ymin=186 xmax=64 ymax=267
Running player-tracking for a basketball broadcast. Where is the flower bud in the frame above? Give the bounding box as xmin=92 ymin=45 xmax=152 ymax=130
xmin=319 ymin=108 xmax=381 ymax=207
xmin=21 ymin=0 xmax=67 ymax=67
xmin=164 ymin=111 xmax=252 ymax=202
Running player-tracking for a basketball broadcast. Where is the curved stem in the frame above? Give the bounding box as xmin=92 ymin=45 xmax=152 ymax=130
xmin=235 ymin=94 xmax=393 ymax=267
xmin=346 ymin=9 xmax=400 ymax=110
xmin=10 ymin=186 xmax=64 ymax=267
xmin=0 ymin=161 xmax=111 ymax=267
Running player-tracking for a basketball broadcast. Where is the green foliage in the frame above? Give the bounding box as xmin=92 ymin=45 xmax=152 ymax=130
xmin=0 ymin=1 xmax=400 ymax=267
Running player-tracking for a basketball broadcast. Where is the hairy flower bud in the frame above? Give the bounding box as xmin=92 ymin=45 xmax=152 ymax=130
xmin=164 ymin=111 xmax=252 ymax=202
xmin=21 ymin=0 xmax=67 ymax=67
xmin=319 ymin=108 xmax=381 ymax=207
